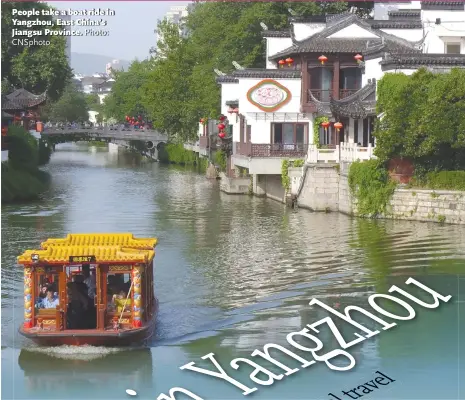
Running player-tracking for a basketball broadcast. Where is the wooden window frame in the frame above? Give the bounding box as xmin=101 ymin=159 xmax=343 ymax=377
xmin=270 ymin=122 xmax=309 ymax=145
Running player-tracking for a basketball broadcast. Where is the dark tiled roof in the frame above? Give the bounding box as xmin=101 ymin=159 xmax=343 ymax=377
xmin=216 ymin=69 xmax=301 ymax=84
xmin=225 ymin=100 xmax=239 ymax=106
xmin=381 ymin=54 xmax=465 ymax=70
xmin=216 ymin=76 xmax=239 ymax=83
xmin=308 ymin=80 xmax=377 ymax=118
xmin=81 ymin=77 xmax=106 ymax=85
xmin=388 ymin=10 xmax=421 ymax=19
xmin=2 ymin=89 xmax=47 ymax=111
xmin=369 ymin=20 xmax=422 ymax=29
xmin=269 ymin=14 xmax=421 ymax=60
xmin=262 ymin=30 xmax=291 ymax=38
xmin=289 ymin=15 xmax=327 ymax=23
xmin=421 ymin=1 xmax=465 ymax=10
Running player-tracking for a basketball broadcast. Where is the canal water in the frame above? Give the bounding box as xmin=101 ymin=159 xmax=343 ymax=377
xmin=1 ymin=144 xmax=464 ymax=400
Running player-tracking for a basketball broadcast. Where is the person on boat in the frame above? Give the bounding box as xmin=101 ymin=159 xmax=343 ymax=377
xmin=41 ymin=286 xmax=59 ymax=309
xmin=112 ymin=289 xmax=132 ymax=313
xmin=82 ymin=264 xmax=96 ymax=298
xmin=66 ymin=282 xmax=91 ymax=329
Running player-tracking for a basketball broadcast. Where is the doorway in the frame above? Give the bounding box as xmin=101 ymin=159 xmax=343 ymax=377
xmin=65 ymin=265 xmax=98 ymax=330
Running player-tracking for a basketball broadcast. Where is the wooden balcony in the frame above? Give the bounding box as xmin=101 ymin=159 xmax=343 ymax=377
xmin=307 ymin=89 xmax=331 ymax=102
xmin=307 ymin=88 xmax=360 ymax=102
xmin=235 ymin=142 xmax=307 ymax=158
xmin=339 ymin=89 xmax=359 ymax=99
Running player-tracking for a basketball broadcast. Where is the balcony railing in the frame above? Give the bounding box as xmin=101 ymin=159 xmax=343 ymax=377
xmin=307 ymin=89 xmax=331 ymax=102
xmin=339 ymin=89 xmax=359 ymax=99
xmin=307 ymin=143 xmax=376 ymax=164
xmin=307 ymin=88 xmax=361 ymax=102
xmin=235 ymin=142 xmax=307 ymax=158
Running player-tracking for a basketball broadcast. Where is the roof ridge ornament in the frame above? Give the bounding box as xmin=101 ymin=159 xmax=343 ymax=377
xmin=260 ymin=22 xmax=268 ymax=31
xmin=214 ymin=69 xmax=226 ymax=76
xmin=232 ymin=61 xmax=244 ymax=70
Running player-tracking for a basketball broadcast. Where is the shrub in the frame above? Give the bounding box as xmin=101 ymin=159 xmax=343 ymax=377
xmin=348 ymin=159 xmax=397 ymax=217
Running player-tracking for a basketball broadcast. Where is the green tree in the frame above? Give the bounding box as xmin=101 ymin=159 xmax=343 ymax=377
xmin=374 ymin=68 xmax=465 ymax=172
xmin=1 ymin=1 xmax=73 ymax=100
xmin=48 ymin=85 xmax=89 ymax=122
xmin=103 ymin=60 xmax=151 ymax=122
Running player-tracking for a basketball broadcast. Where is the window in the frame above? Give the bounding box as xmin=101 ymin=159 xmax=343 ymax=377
xmin=308 ymin=67 xmax=333 ymax=102
xmin=35 ymin=269 xmax=60 ymax=310
xmin=107 ymin=272 xmax=132 ymax=313
xmin=271 ymin=123 xmax=308 ymax=145
xmin=339 ymin=68 xmax=362 ymax=90
xmin=445 ymin=43 xmax=461 ymax=54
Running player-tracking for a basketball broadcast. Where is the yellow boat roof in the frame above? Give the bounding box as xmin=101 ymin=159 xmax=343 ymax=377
xmin=40 ymin=233 xmax=157 ymax=249
xmin=17 ymin=245 xmax=155 ymax=265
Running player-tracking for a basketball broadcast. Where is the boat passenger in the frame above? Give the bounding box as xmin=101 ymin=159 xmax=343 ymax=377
xmin=82 ymin=264 xmax=96 ymax=298
xmin=41 ymin=286 xmax=59 ymax=309
xmin=67 ymin=282 xmax=90 ymax=329
xmin=112 ymin=289 xmax=132 ymax=313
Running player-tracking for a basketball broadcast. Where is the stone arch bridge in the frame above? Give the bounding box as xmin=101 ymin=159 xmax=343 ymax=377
xmin=40 ymin=127 xmax=168 ymax=159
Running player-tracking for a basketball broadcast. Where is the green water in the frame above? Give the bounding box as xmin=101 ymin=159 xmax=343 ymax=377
xmin=1 ymin=143 xmax=464 ymax=400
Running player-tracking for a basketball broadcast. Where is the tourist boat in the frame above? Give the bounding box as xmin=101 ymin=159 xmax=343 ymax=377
xmin=18 ymin=233 xmax=158 ymax=346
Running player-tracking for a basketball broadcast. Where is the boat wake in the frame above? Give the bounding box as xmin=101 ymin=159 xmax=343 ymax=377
xmin=23 ymin=344 xmax=131 ymax=361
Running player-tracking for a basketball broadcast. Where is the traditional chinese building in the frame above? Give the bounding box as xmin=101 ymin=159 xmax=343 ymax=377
xmin=210 ymin=1 xmax=465 ymax=198
xmin=2 ymin=88 xmax=47 ymax=130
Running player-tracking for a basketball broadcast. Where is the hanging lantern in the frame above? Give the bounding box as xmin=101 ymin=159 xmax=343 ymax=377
xmin=218 ymin=132 xmax=226 ymax=139
xmin=354 ymin=54 xmax=363 ymax=64
xmin=318 ymin=55 xmax=328 ymax=65
xmin=227 ymin=107 xmax=234 ymax=114
xmin=334 ymin=122 xmax=343 ymax=131
xmin=278 ymin=59 xmax=285 ymax=68
xmin=219 ymin=115 xmax=226 ymax=122
xmin=232 ymin=108 xmax=239 ymax=114
xmin=321 ymin=121 xmax=330 ymax=130
xmin=217 ymin=123 xmax=225 ymax=130
xmin=285 ymin=57 xmax=294 ymax=67
xmin=200 ymin=118 xmax=205 ymax=124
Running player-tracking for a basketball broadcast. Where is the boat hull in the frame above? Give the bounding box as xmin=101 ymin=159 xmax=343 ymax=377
xmin=19 ymin=320 xmax=155 ymax=347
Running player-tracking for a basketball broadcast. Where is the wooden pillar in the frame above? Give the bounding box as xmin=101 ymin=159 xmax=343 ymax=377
xmin=301 ymin=56 xmax=309 ymax=106
xmin=132 ymin=265 xmax=142 ymax=328
xmin=333 ymin=58 xmax=340 ymax=100
xmin=24 ymin=267 xmax=33 ymax=328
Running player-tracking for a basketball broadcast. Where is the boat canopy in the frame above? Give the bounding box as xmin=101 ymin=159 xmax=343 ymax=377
xmin=40 ymin=233 xmax=157 ymax=249
xmin=17 ymin=233 xmax=157 ymax=266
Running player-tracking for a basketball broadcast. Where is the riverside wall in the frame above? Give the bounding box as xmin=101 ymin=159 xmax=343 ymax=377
xmin=293 ymin=163 xmax=465 ymax=225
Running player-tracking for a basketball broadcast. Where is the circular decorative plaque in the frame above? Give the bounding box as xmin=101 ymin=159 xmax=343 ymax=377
xmin=246 ymin=79 xmax=292 ymax=112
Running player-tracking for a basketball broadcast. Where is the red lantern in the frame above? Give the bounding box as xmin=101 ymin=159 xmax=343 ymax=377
xmin=219 ymin=115 xmax=226 ymax=121
xmin=278 ymin=59 xmax=285 ymax=68
xmin=232 ymin=108 xmax=239 ymax=114
xmin=321 ymin=121 xmax=330 ymax=129
xmin=217 ymin=123 xmax=225 ymax=130
xmin=227 ymin=107 xmax=234 ymax=114
xmin=218 ymin=132 xmax=226 ymax=139
xmin=318 ymin=55 xmax=328 ymax=65
xmin=334 ymin=122 xmax=343 ymax=131
xmin=354 ymin=54 xmax=363 ymax=63
xmin=285 ymin=57 xmax=294 ymax=67
xmin=200 ymin=118 xmax=205 ymax=124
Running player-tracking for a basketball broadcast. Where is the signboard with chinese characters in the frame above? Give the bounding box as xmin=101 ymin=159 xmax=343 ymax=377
xmin=246 ymin=79 xmax=292 ymax=112
xmin=69 ymin=256 xmax=96 ymax=263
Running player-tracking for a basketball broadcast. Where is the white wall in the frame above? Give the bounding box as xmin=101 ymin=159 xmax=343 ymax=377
xmin=266 ymin=37 xmax=293 ymax=69
xmin=292 ymin=22 xmax=325 ymax=41
xmin=374 ymin=1 xmax=421 ymax=20
xmin=362 ymin=58 xmax=384 ymax=85
xmin=328 ymin=24 xmax=379 ymax=39
xmin=379 ymin=28 xmax=423 ymax=41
